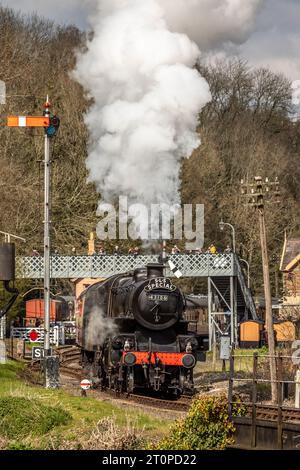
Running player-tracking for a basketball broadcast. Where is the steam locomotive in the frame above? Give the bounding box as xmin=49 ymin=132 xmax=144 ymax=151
xmin=76 ymin=263 xmax=208 ymax=396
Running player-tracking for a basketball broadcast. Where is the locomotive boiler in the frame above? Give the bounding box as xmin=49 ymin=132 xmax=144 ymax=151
xmin=76 ymin=263 xmax=207 ymax=396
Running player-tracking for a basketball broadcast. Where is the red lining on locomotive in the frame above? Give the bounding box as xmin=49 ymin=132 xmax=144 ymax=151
xmin=122 ymin=351 xmax=193 ymax=366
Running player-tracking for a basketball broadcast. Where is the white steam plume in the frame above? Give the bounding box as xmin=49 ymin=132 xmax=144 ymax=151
xmin=291 ymin=80 xmax=300 ymax=122
xmin=85 ymin=307 xmax=117 ymax=349
xmin=159 ymin=0 xmax=264 ymax=50
xmin=292 ymin=80 xmax=300 ymax=106
xmin=74 ymin=0 xmax=263 ymax=238
xmin=74 ymin=0 xmax=210 ymax=217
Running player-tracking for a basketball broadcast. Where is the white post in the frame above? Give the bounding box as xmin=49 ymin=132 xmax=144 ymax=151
xmin=60 ymin=325 xmax=65 ymax=346
xmin=0 ymin=316 xmax=5 ymax=340
xmin=295 ymin=370 xmax=300 ymax=409
xmin=0 ymin=338 xmax=6 ymax=364
xmin=53 ymin=326 xmax=59 ymax=347
xmin=44 ymin=126 xmax=51 ymax=361
xmin=43 ymin=98 xmax=60 ymax=388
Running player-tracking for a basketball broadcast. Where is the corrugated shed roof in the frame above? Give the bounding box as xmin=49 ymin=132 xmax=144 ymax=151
xmin=280 ymin=238 xmax=300 ymax=271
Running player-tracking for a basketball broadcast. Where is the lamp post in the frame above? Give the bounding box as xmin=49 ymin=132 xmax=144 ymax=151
xmin=219 ymin=220 xmax=236 ymax=253
xmin=240 ymin=258 xmax=250 ymax=288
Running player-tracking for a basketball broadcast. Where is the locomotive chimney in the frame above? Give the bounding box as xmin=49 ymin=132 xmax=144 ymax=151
xmin=146 ymin=263 xmax=164 ymax=279
xmin=133 ymin=267 xmax=147 ymax=282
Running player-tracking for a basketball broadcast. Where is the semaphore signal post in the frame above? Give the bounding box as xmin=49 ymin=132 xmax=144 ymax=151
xmin=6 ymin=97 xmax=60 ymax=388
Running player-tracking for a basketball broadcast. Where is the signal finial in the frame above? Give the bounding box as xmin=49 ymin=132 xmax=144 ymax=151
xmin=44 ymin=95 xmax=51 ymax=109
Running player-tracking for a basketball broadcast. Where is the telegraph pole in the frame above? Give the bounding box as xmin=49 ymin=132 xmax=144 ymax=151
xmin=241 ymin=176 xmax=280 ymax=403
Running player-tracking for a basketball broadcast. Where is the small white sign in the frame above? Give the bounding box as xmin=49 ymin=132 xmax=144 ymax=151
xmin=32 ymin=347 xmax=45 ymax=359
xmin=80 ymin=379 xmax=91 ymax=390
xmin=220 ymin=335 xmax=231 ymax=360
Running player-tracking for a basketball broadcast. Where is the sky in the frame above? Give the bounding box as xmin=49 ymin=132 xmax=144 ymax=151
xmin=2 ymin=0 xmax=300 ymax=80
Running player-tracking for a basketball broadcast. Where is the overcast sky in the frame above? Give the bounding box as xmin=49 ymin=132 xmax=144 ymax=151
xmin=3 ymin=0 xmax=300 ymax=80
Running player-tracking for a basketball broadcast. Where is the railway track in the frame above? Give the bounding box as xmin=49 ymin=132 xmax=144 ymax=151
xmin=60 ymin=366 xmax=192 ymax=411
xmin=26 ymin=347 xmax=192 ymax=412
xmin=57 ymin=347 xmax=192 ymax=411
xmin=56 ymin=345 xmax=81 ymax=363
xmin=244 ymin=404 xmax=300 ymax=423
xmin=25 ymin=348 xmax=300 ymax=420
xmin=126 ymin=393 xmax=191 ymax=412
xmin=55 ymin=355 xmax=300 ymax=418
xmin=28 ymin=345 xmax=83 ymax=379
xmin=24 ymin=347 xmax=300 ymax=420
xmin=49 ymin=345 xmax=83 ymax=378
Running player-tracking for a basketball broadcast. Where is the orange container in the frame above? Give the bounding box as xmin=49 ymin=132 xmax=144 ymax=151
xmin=25 ymin=299 xmax=58 ymax=322
xmin=240 ymin=320 xmax=264 ymax=348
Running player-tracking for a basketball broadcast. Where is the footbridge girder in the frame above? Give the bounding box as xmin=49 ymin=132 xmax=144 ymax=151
xmin=16 ymin=253 xmax=234 ymax=279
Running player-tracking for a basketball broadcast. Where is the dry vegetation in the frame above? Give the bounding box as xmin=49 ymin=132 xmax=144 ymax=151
xmin=0 ymin=7 xmax=97 ymax=256
xmin=182 ymin=60 xmax=299 ymax=292
xmin=0 ymin=7 xmax=299 ymax=296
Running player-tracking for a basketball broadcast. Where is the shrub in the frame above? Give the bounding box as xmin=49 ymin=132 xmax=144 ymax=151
xmin=0 ymin=397 xmax=72 ymax=439
xmin=153 ymin=394 xmax=243 ymax=450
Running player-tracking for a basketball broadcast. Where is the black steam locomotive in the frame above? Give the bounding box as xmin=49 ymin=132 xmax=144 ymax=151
xmin=76 ymin=263 xmax=207 ymax=396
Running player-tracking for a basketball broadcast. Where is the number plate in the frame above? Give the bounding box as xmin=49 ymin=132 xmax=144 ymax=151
xmin=147 ymin=294 xmax=168 ymax=302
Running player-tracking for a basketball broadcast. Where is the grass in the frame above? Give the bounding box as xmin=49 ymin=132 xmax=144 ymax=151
xmin=0 ymin=396 xmax=71 ymax=439
xmin=0 ymin=361 xmax=169 ymax=450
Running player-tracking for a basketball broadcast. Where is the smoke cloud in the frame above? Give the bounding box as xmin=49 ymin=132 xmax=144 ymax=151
xmin=74 ymin=0 xmax=263 ymax=238
xmin=159 ymin=0 xmax=264 ymax=50
xmin=85 ymin=307 xmax=117 ymax=349
xmin=292 ymin=81 xmax=300 ymax=106
xmin=291 ymin=80 xmax=300 ymax=122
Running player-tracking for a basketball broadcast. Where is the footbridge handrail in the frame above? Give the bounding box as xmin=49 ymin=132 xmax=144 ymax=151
xmin=16 ymin=253 xmax=235 ymax=279
xmin=233 ymin=254 xmax=258 ymax=320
